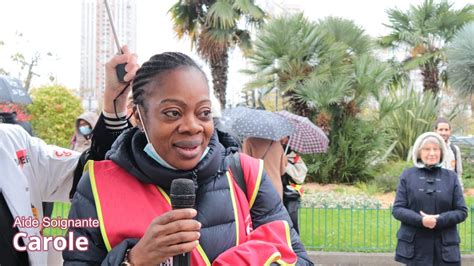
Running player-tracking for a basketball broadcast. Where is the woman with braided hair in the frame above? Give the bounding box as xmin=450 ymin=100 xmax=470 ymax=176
xmin=64 ymin=52 xmax=312 ymax=265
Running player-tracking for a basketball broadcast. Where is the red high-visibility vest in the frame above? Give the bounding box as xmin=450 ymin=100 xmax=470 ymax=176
xmin=88 ymin=153 xmax=296 ymax=265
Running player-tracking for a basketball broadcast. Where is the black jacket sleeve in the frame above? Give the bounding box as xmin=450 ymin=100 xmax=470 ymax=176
xmin=392 ymin=170 xmax=424 ymax=228
xmin=69 ymin=114 xmax=132 ymax=199
xmin=63 ymin=172 xmax=139 ymax=265
xmin=89 ymin=113 xmax=132 ymax=161
xmin=251 ymin=170 xmax=313 ymax=265
xmin=436 ymin=172 xmax=468 ymax=229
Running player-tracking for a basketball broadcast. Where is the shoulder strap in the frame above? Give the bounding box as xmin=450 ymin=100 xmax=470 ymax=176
xmin=229 ymin=152 xmax=264 ymax=209
xmin=450 ymin=143 xmax=458 ymax=173
xmin=230 ymin=152 xmax=247 ymax=198
xmin=260 ymin=140 xmax=274 ymax=160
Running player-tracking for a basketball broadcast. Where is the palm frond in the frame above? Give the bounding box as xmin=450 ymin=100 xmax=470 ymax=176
xmin=235 ymin=29 xmax=252 ymax=55
xmin=447 ymin=22 xmax=474 ymax=97
xmin=316 ymin=16 xmax=373 ymax=56
xmin=386 ymin=7 xmax=412 ymax=32
xmin=232 ymin=0 xmax=265 ymax=20
xmin=381 ymin=0 xmax=473 ymax=50
xmin=295 ymin=74 xmax=352 ymax=110
xmin=168 ymin=1 xmax=200 ymax=43
xmin=197 ymin=28 xmax=233 ymax=61
xmin=353 ymin=54 xmax=395 ymax=100
xmin=381 ymin=87 xmax=442 ymax=160
xmin=207 ymin=0 xmax=238 ymax=30
xmin=244 ymin=13 xmax=326 ymax=91
xmin=402 ymin=50 xmax=442 ymax=70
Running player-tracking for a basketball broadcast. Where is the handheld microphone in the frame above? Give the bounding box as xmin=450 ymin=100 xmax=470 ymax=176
xmin=170 ymin=178 xmax=196 ymax=266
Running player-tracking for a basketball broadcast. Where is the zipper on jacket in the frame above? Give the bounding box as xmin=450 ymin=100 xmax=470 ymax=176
xmin=192 ymin=169 xmax=198 ymax=193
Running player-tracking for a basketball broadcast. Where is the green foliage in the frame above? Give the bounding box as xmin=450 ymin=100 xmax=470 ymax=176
xmin=463 ymin=163 xmax=474 ymax=181
xmin=298 ymin=201 xmax=474 ymax=252
xmin=381 ymin=89 xmax=443 ymax=160
xmin=169 ymin=0 xmax=265 ymax=106
xmin=447 ymin=22 xmax=474 ymax=98
xmin=463 ymin=177 xmax=474 ymax=189
xmin=459 ymin=144 xmax=474 ymax=183
xmin=27 ymin=85 xmax=83 ymax=147
xmin=354 ymin=181 xmax=380 ymax=196
xmin=246 ymin=14 xmax=398 ymax=184
xmin=316 ymin=16 xmax=373 ymax=56
xmin=372 ymin=160 xmax=413 ymax=193
xmin=243 ymin=13 xmax=328 ymax=94
xmin=379 ymin=0 xmax=474 ymax=94
xmin=305 ymin=119 xmax=390 ymax=184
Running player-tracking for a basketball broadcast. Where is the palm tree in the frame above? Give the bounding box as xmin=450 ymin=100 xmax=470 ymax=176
xmin=169 ymin=0 xmax=265 ymax=107
xmin=243 ymin=15 xmax=379 ymax=117
xmin=244 ymin=14 xmax=396 ymax=183
xmin=380 ymin=0 xmax=474 ymax=95
xmin=242 ymin=13 xmax=328 ymax=116
xmin=447 ymin=22 xmax=474 ymax=115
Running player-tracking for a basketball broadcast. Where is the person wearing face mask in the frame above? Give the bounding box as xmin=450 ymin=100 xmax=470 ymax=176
xmin=393 ymin=132 xmax=467 ymax=265
xmin=63 ymin=52 xmax=312 ymax=265
xmin=0 ymin=46 xmax=139 ymax=266
xmin=70 ymin=112 xmax=99 ymax=152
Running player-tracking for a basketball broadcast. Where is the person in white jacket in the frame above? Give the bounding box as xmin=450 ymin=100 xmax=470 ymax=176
xmin=0 ymin=46 xmax=138 ymax=266
xmin=0 ymin=123 xmax=80 ymax=265
xmin=434 ymin=117 xmax=464 ymax=191
xmin=280 ymin=136 xmax=308 ymax=234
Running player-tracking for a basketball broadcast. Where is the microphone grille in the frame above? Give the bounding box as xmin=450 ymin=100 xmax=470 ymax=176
xmin=170 ymin=178 xmax=195 ymax=196
xmin=170 ymin=178 xmax=195 ymax=209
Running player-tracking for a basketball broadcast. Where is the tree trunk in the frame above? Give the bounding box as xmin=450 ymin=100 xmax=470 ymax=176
xmin=210 ymin=50 xmax=229 ymax=107
xmin=24 ymin=61 xmax=35 ymax=92
xmin=471 ymin=95 xmax=474 ymax=118
xmin=421 ymin=64 xmax=440 ymax=95
xmin=285 ymin=91 xmax=311 ymax=117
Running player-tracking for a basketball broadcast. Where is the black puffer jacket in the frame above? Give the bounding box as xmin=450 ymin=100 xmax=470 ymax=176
xmin=63 ymin=128 xmax=312 ymax=265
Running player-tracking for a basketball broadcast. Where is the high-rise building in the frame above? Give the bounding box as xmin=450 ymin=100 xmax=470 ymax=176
xmin=80 ymin=0 xmax=136 ymax=111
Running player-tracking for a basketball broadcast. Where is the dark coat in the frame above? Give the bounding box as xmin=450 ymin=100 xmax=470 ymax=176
xmin=63 ymin=128 xmax=313 ymax=265
xmin=393 ymin=166 xmax=467 ymax=265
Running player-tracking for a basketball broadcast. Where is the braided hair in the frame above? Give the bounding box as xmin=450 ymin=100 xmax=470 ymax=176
xmin=132 ymin=52 xmax=207 ymax=114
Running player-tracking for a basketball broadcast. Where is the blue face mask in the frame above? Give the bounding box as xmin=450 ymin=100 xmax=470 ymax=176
xmin=137 ymin=106 xmax=210 ymax=170
xmin=143 ymin=142 xmax=178 ymax=170
xmin=143 ymin=143 xmax=210 ymax=170
xmin=79 ymin=126 xmax=92 ymax=136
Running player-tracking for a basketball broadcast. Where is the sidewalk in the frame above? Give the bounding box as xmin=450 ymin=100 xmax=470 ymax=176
xmin=307 ymin=251 xmax=474 ymax=265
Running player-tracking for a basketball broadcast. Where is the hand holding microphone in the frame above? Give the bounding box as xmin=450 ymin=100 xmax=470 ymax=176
xmin=128 ymin=179 xmax=200 ymax=265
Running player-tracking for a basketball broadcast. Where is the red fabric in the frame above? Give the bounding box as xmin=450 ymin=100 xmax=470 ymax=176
xmin=229 ymin=170 xmax=253 ymax=241
xmin=212 ymin=221 xmax=297 ymax=265
xmin=92 ymin=161 xmax=207 ymax=265
xmin=93 ymin=156 xmax=283 ymax=266
xmin=293 ymin=154 xmax=300 ymax=163
xmin=239 ymin=153 xmax=260 ymax=202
